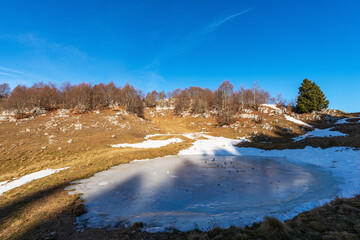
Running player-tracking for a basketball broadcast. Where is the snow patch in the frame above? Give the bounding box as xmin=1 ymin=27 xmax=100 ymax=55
xmin=293 ymin=128 xmax=347 ymax=141
xmin=284 ymin=115 xmax=312 ymax=127
xmin=261 ymin=104 xmax=280 ymax=110
xmin=112 ymin=138 xmax=183 ymax=149
xmin=179 ymin=135 xmax=248 ymax=156
xmin=0 ymin=167 xmax=70 ymax=196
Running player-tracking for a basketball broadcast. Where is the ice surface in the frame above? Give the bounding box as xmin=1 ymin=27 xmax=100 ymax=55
xmin=293 ymin=127 xmax=347 ymax=141
xmin=0 ymin=167 xmax=69 ymax=196
xmin=68 ymin=155 xmax=339 ymax=232
xmin=68 ymin=134 xmax=360 ymax=232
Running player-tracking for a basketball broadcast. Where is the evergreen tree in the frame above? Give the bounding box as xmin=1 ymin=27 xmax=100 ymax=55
xmin=296 ymin=79 xmax=329 ymax=113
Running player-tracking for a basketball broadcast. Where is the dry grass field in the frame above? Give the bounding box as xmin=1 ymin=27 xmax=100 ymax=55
xmin=0 ymin=107 xmax=359 ymax=239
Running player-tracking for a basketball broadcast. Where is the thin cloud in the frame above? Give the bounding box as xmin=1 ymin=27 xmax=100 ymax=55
xmin=0 ymin=66 xmax=23 ymax=74
xmin=143 ymin=8 xmax=252 ymax=78
xmin=0 ymin=33 xmax=88 ymax=60
xmin=203 ymin=8 xmax=252 ymax=34
xmin=169 ymin=8 xmax=252 ymax=58
xmin=0 ymin=71 xmax=19 ymax=78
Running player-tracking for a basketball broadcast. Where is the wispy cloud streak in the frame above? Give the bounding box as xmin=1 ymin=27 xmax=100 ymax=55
xmin=202 ymin=8 xmax=252 ymax=34
xmin=0 ymin=66 xmax=23 ymax=74
xmin=0 ymin=71 xmax=19 ymax=78
xmin=168 ymin=8 xmax=252 ymax=58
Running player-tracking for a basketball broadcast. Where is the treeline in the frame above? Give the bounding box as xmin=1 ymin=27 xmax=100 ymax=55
xmin=0 ymin=80 xmax=275 ymax=119
xmin=0 ymin=82 xmax=144 ymax=117
xmin=170 ymin=81 xmax=273 ymax=115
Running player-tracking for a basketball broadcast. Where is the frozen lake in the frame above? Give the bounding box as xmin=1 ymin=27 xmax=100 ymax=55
xmin=67 ymin=155 xmax=339 ymax=232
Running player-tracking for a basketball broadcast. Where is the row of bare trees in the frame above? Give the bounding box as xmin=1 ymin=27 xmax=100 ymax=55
xmin=172 ymin=81 xmax=274 ymax=115
xmin=0 ymin=82 xmax=144 ymax=117
xmin=0 ymin=80 xmax=277 ymax=121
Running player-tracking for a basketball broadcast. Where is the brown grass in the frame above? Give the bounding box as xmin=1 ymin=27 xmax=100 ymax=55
xmin=1 ymin=109 xmax=359 ymax=239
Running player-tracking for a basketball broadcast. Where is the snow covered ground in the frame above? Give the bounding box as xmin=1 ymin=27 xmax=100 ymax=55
xmin=67 ymin=133 xmax=360 ymax=232
xmin=111 ymin=138 xmax=183 ymax=149
xmin=111 ymin=132 xmax=209 ymax=149
xmin=336 ymin=117 xmax=360 ymax=124
xmin=0 ymin=167 xmax=69 ymax=196
xmin=293 ymin=127 xmax=347 ymax=142
xmin=284 ymin=115 xmax=312 ymax=127
xmin=261 ymin=104 xmax=312 ymax=127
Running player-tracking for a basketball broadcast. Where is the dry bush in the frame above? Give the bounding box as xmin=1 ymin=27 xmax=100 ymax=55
xmin=216 ymin=108 xmax=236 ymax=126
xmin=259 ymin=216 xmax=291 ymax=240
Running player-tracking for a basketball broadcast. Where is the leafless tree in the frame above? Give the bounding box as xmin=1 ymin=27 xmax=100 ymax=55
xmin=0 ymin=83 xmax=10 ymax=98
xmin=7 ymin=85 xmax=30 ymax=110
xmin=158 ymin=90 xmax=166 ymax=100
xmin=174 ymin=89 xmax=190 ymax=114
xmin=214 ymin=80 xmax=234 ymax=110
xmin=116 ymin=83 xmax=144 ymax=117
xmin=144 ymin=90 xmax=158 ymax=108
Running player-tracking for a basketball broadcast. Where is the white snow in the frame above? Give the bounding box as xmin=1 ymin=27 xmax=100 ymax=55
xmin=0 ymin=181 xmax=9 ymax=186
xmin=293 ymin=127 xmax=347 ymax=141
xmin=179 ymin=135 xmax=248 ymax=155
xmin=335 ymin=117 xmax=360 ymax=124
xmin=261 ymin=104 xmax=280 ymax=110
xmin=0 ymin=167 xmax=69 ymax=196
xmin=261 ymin=104 xmax=312 ymax=127
xmin=284 ymin=115 xmax=312 ymax=127
xmin=336 ymin=118 xmax=350 ymax=124
xmin=111 ymin=138 xmax=183 ymax=149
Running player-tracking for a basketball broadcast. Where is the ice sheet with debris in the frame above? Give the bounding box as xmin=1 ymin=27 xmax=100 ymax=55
xmin=0 ymin=167 xmax=69 ymax=196
xmin=293 ymin=127 xmax=347 ymax=141
xmin=67 ymin=155 xmax=339 ymax=232
xmin=111 ymin=138 xmax=183 ymax=149
xmin=67 ymin=133 xmax=360 ymax=232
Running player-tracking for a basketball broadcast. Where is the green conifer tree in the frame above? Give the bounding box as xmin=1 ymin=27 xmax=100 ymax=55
xmin=296 ymin=79 xmax=329 ymax=113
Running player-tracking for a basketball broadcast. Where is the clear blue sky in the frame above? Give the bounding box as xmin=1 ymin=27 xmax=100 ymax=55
xmin=0 ymin=0 xmax=359 ymax=112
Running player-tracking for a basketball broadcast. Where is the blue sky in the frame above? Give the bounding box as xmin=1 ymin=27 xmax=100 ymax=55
xmin=0 ymin=0 xmax=359 ymax=112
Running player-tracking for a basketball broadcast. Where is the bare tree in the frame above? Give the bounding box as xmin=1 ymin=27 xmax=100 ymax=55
xmin=7 ymin=85 xmax=30 ymax=110
xmin=158 ymin=90 xmax=166 ymax=100
xmin=214 ymin=80 xmax=234 ymax=110
xmin=116 ymin=83 xmax=144 ymax=117
xmin=191 ymin=88 xmax=213 ymax=114
xmin=144 ymin=90 xmax=158 ymax=108
xmin=174 ymin=89 xmax=190 ymax=114
xmin=0 ymin=83 xmax=10 ymax=98
xmin=70 ymin=82 xmax=93 ymax=112
xmin=92 ymin=83 xmax=107 ymax=109
xmin=27 ymin=82 xmax=60 ymax=110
